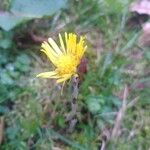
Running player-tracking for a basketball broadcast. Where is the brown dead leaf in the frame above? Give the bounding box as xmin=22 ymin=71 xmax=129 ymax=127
xmin=130 ymin=0 xmax=150 ymax=15
xmin=138 ymin=22 xmax=150 ymax=47
xmin=142 ymin=22 xmax=150 ymax=33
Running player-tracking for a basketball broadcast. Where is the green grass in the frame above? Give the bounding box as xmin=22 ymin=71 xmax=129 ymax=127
xmin=0 ymin=0 xmax=150 ymax=150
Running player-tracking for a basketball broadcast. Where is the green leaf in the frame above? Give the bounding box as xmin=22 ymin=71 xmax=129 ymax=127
xmin=0 ymin=31 xmax=13 ymax=49
xmin=16 ymin=54 xmax=31 ymax=65
xmin=0 ymin=70 xmax=14 ymax=85
xmin=104 ymin=0 xmax=128 ymax=14
xmin=0 ymin=0 xmax=66 ymax=31
xmin=0 ymin=105 xmax=9 ymax=113
xmin=0 ymin=53 xmax=8 ymax=65
xmin=0 ymin=84 xmax=9 ymax=103
xmin=86 ymin=95 xmax=104 ymax=114
xmin=0 ymin=12 xmax=27 ymax=31
xmin=6 ymin=126 xmax=20 ymax=140
xmin=100 ymin=106 xmax=114 ymax=123
xmin=55 ymin=115 xmax=65 ymax=128
xmin=10 ymin=0 xmax=66 ymax=18
xmin=144 ymin=49 xmax=150 ymax=60
xmin=0 ymin=39 xmax=12 ymax=49
xmin=14 ymin=54 xmax=31 ymax=72
xmin=109 ymin=96 xmax=122 ymax=108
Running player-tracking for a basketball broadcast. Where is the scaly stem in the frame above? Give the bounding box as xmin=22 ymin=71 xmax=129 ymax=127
xmin=66 ymin=76 xmax=79 ymax=132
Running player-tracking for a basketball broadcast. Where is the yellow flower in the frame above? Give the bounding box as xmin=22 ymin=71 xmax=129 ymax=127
xmin=36 ymin=33 xmax=87 ymax=83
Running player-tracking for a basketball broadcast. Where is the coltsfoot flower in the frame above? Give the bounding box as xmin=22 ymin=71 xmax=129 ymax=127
xmin=36 ymin=33 xmax=87 ymax=83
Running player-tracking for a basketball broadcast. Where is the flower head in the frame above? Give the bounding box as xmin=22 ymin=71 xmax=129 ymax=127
xmin=36 ymin=33 xmax=87 ymax=83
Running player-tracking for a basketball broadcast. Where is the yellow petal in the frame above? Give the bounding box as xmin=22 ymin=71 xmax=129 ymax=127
xmin=40 ymin=49 xmax=58 ymax=66
xmin=36 ymin=71 xmax=57 ymax=78
xmin=76 ymin=37 xmax=85 ymax=58
xmin=67 ymin=33 xmax=72 ymax=53
xmin=48 ymin=38 xmax=63 ymax=55
xmin=65 ymin=32 xmax=68 ymax=52
xmin=56 ymin=74 xmax=72 ymax=83
xmin=41 ymin=41 xmax=59 ymax=66
xmin=59 ymin=34 xmax=66 ymax=53
xmin=41 ymin=42 xmax=58 ymax=57
xmin=69 ymin=33 xmax=76 ymax=53
xmin=72 ymin=34 xmax=77 ymax=53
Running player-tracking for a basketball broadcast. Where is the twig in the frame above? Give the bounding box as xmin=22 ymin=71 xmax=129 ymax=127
xmin=100 ymin=140 xmax=106 ymax=150
xmin=67 ymin=119 xmax=78 ymax=133
xmin=29 ymin=31 xmax=47 ymax=43
xmin=99 ymin=128 xmax=111 ymax=150
xmin=52 ymin=147 xmax=62 ymax=150
xmin=0 ymin=117 xmax=4 ymax=144
xmin=99 ymin=87 xmax=138 ymax=149
xmin=111 ymin=85 xmax=128 ymax=139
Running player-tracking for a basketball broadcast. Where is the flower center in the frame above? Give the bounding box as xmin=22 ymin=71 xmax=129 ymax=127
xmin=56 ymin=54 xmax=78 ymax=75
